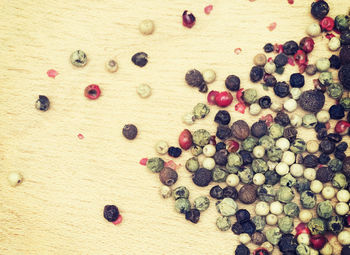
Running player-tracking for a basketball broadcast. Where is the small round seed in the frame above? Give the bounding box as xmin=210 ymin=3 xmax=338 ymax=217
xmin=70 ymin=50 xmax=87 ymax=67
xmin=105 ymin=58 xmax=118 ymax=73
xmin=137 ymin=84 xmax=152 ymax=98
xmin=8 ymin=172 xmax=23 ymax=187
xmin=122 ymin=124 xmax=138 ymax=140
xmin=139 ymin=19 xmax=155 ymax=35
xmin=202 ymin=69 xmax=216 ymax=84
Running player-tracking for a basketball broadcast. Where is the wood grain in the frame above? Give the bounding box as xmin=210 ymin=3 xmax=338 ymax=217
xmin=0 ymin=0 xmax=349 ymax=254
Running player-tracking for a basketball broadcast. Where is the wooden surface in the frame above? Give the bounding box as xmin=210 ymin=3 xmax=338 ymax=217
xmin=0 ymin=1 xmax=349 ymax=254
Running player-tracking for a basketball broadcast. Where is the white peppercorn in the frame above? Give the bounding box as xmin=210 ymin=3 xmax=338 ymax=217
xmin=105 ymin=58 xmax=118 ymax=73
xmin=299 ymin=210 xmax=313 ymax=223
xmin=253 ymin=173 xmax=266 ymax=186
xmin=290 ymin=164 xmax=304 ymax=177
xmin=261 ymin=242 xmax=274 ymax=253
xmin=7 ymin=172 xmax=23 ymax=187
xmin=139 ymin=19 xmax=155 ymax=35
xmin=335 ymin=202 xmax=349 ymax=215
xmin=202 ymin=157 xmax=215 ymax=170
xmin=302 ymin=114 xmax=317 ymax=129
xmin=337 ymin=230 xmax=350 ymax=245
xmin=270 ymin=201 xmax=284 ymax=215
xmin=310 ymin=180 xmax=323 ymax=193
xmin=137 ymin=83 xmax=152 ymax=98
xmin=155 ymin=140 xmax=169 ymax=154
xmin=290 ymin=114 xmax=302 ymax=127
xmin=249 ymin=103 xmax=262 ymax=116
xmin=253 ymin=145 xmax=265 ymax=158
xmin=284 ymin=99 xmax=298 ymax=112
xmin=276 ymin=138 xmax=290 ymax=151
xmin=266 ymin=214 xmax=278 ymax=225
xmin=160 ymin=185 xmax=172 ymax=198
xmin=304 ymin=168 xmax=316 ymax=181
xmin=322 ymin=186 xmax=336 ymax=200
xmin=282 ymin=151 xmax=295 ymax=166
xmin=202 ymin=69 xmax=216 ymax=84
xmin=328 ymin=37 xmax=341 ymax=51
xmin=306 ymin=23 xmax=321 ymax=37
xmin=306 ymin=140 xmax=319 ymax=154
xmin=182 ymin=113 xmax=195 ymax=125
xmin=320 ymin=242 xmax=333 ymax=255
xmin=226 ymin=174 xmax=240 ymax=187
xmin=239 ymin=233 xmax=251 ymax=244
xmin=276 ymin=162 xmax=289 ymax=176
xmin=203 ymin=144 xmax=216 ymax=157
xmin=290 ymin=88 xmax=302 ymax=100
xmin=271 ymin=102 xmax=283 ymax=112
xmin=316 ymin=110 xmax=330 ymax=123
xmin=337 ymin=189 xmax=350 ymax=202
xmin=256 ymin=201 xmax=270 ymax=216
xmin=264 ymin=61 xmax=276 ymax=74
xmin=297 ymin=233 xmax=310 ymax=245
xmin=316 ymin=58 xmax=331 ymax=72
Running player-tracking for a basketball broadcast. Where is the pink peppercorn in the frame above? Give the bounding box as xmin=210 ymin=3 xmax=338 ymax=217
xmin=294 ymin=50 xmax=308 ymax=66
xmin=182 ymin=10 xmax=196 ymax=28
xmin=84 ymin=84 xmax=101 ymax=100
xmin=209 ymin=136 xmax=217 ymax=145
xmin=299 ymin=37 xmax=315 ymax=53
xmin=235 ymin=102 xmax=246 ymax=114
xmin=207 ymin=90 xmax=219 ymax=105
xmin=335 ymin=120 xmax=350 ymax=135
xmin=225 ymin=139 xmax=239 ymax=153
xmin=320 ymin=17 xmax=334 ymax=31
xmin=215 ymin=91 xmax=233 ymax=107
xmin=178 ymin=129 xmax=193 ymax=150
xmin=204 ymin=5 xmax=213 ymax=15
xmin=112 ymin=214 xmax=123 ymax=225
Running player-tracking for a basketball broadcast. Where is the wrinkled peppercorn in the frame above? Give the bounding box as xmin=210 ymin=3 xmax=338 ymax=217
xmin=258 ymin=96 xmax=272 ymax=109
xmin=317 ymin=128 xmax=328 ymax=140
xmin=251 ymin=121 xmax=268 ymax=138
xmin=185 ymin=69 xmax=207 ymax=92
xmin=274 ymin=53 xmax=288 ymax=67
xmin=284 ymin=127 xmax=297 ymax=142
xmin=303 ymin=154 xmax=319 ymax=168
xmin=231 ymin=120 xmax=250 ymax=140
xmin=335 ymin=150 xmax=346 ymax=161
xmin=131 ymin=52 xmax=148 ymax=67
xmin=238 ymin=184 xmax=257 ymax=204
xmin=290 ymin=73 xmax=305 ymax=88
xmin=252 ymin=232 xmax=266 ymax=245
xmin=316 ymin=166 xmax=334 ymax=183
xmin=318 ymin=153 xmax=330 ymax=164
xmin=210 ymin=185 xmax=224 ymax=199
xmin=235 ymin=244 xmax=250 ymax=255
xmin=327 ymin=133 xmax=342 ymax=143
xmin=193 ymin=168 xmax=212 ymax=187
xmin=239 ymin=150 xmax=253 ymax=166
xmin=250 ymin=66 xmax=264 ymax=82
xmin=225 ymin=75 xmax=241 ymax=91
xmin=319 ymin=139 xmax=335 ymax=154
xmin=339 ymin=64 xmax=350 ymax=90
xmin=103 ymin=205 xmax=119 ymax=222
xmin=159 ymin=167 xmax=178 ymax=186
xmin=242 ymin=220 xmax=256 ymax=235
xmin=274 ymin=112 xmax=290 ymax=127
xmin=278 ymin=234 xmax=298 ymax=253
xmin=122 ymin=124 xmax=138 ymax=140
xmin=311 ymin=0 xmax=329 ymax=20
xmin=264 ymin=74 xmax=277 ymax=87
xmin=340 ymin=45 xmax=350 ymax=65
xmin=185 ymin=209 xmax=200 ymax=223
xmin=214 ymin=149 xmax=229 ymax=166
xmin=216 ymin=142 xmax=226 ymax=152
xmin=329 ymin=104 xmax=345 ymax=120
xmin=264 ymin=43 xmax=274 ymax=53
xmin=330 ymin=55 xmax=341 ymax=69
xmin=336 ymin=142 xmax=348 ymax=152
xmin=214 ymin=110 xmax=231 ymax=125
xmin=299 ymin=90 xmax=325 ymax=113
xmin=35 ymin=95 xmax=50 ymax=111
xmin=168 ymin=146 xmax=182 ymax=158
xmin=315 ymin=122 xmax=326 ymax=132
xmin=236 ymin=209 xmax=251 ymax=223
xmin=283 ymin=41 xmax=299 ymax=55
xmin=216 ymin=125 xmax=232 ymax=140
xmin=223 ymin=186 xmax=238 ymax=200
xmin=274 ymin=82 xmax=290 ymax=98
xmin=265 ymin=171 xmax=280 ymax=185
xmin=232 ymin=222 xmax=244 ymax=235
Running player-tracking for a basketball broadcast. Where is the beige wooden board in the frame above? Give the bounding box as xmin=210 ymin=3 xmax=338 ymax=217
xmin=0 ymin=0 xmax=349 ymax=254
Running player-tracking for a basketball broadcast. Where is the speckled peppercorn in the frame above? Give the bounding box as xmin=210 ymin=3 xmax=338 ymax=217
xmin=250 ymin=66 xmax=265 ymax=82
xmin=316 ymin=166 xmax=334 ymax=183
xmin=299 ymin=90 xmax=325 ymax=113
xmin=193 ymin=168 xmax=212 ymax=187
xmin=311 ymin=1 xmax=329 ymax=20
xmin=159 ymin=167 xmax=178 ymax=186
xmin=231 ymin=120 xmax=250 ymax=140
xmin=274 ymin=82 xmax=290 ymax=98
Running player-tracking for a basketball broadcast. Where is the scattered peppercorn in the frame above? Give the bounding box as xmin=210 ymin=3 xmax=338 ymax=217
xmin=311 ymin=0 xmax=329 ymax=20
xmin=329 ymin=104 xmax=345 ymax=120
xmin=284 ymin=127 xmax=297 ymax=142
xmin=216 ymin=125 xmax=232 ymax=140
xmin=70 ymin=50 xmax=87 ymax=67
xmin=210 ymin=185 xmax=224 ymax=199
xmin=317 ymin=128 xmax=328 ymax=140
xmin=303 ymin=154 xmax=319 ymax=168
xmin=329 ymin=55 xmax=341 ymax=69
xmin=192 ymin=168 xmax=212 ymax=187
xmin=283 ymin=41 xmax=299 ymax=55
xmin=305 ymin=64 xmax=317 ymax=76
xmin=235 ymin=244 xmax=250 ymax=255
xmin=182 ymin=10 xmax=196 ymax=28
xmin=84 ymin=84 xmax=101 ymax=100
xmin=241 ymin=220 xmax=256 ymax=235
xmin=278 ymin=234 xmax=298 ymax=253
xmin=258 ymin=96 xmax=272 ymax=109
xmin=263 ymin=43 xmax=274 ymax=53
xmin=239 ymin=150 xmax=253 ymax=166
xmin=264 ymin=74 xmax=277 ymax=87
xmin=225 ymin=75 xmax=240 ymax=91
xmin=316 ymin=166 xmax=334 ymax=183
xmin=214 ymin=149 xmax=229 ymax=166
xmin=290 ymin=73 xmax=305 ymax=88
xmin=167 ymin=146 xmax=182 ymax=158
xmin=216 ymin=142 xmax=226 ymax=152
xmin=299 ymin=90 xmax=325 ymax=113
xmin=327 ymin=133 xmax=342 ymax=143
xmin=274 ymin=82 xmax=290 ymax=98
xmin=231 ymin=120 xmax=250 ymax=140
xmin=35 ymin=95 xmax=50 ymax=111
xmin=103 ymin=205 xmax=119 ymax=222
xmin=340 ymin=45 xmax=350 ymax=65
xmin=274 ymin=112 xmax=290 ymax=127
xmin=231 ymin=221 xmax=244 ymax=235
xmin=250 ymin=66 xmax=265 ymax=82
xmin=131 ymin=52 xmax=148 ymax=67
xmin=336 ymin=142 xmax=348 ymax=152
xmin=159 ymin=167 xmax=178 ymax=186
xmin=274 ymin=53 xmax=288 ymax=67
xmin=185 ymin=209 xmax=200 ymax=223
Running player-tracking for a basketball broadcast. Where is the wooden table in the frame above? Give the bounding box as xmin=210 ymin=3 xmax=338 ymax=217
xmin=1 ymin=1 xmax=349 ymax=254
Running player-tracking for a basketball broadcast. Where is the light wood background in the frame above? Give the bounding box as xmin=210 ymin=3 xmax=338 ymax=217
xmin=0 ymin=0 xmax=349 ymax=254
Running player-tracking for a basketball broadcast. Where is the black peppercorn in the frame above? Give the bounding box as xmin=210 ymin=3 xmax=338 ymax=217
xmin=336 ymin=142 xmax=348 ymax=152
xmin=131 ymin=52 xmax=148 ymax=67
xmin=315 ymin=122 xmax=326 ymax=132
xmin=103 ymin=205 xmax=119 ymax=222
xmin=168 ymin=146 xmax=182 ymax=158
xmin=340 ymin=30 xmax=350 ymax=46
xmin=231 ymin=222 xmax=244 ymax=235
xmin=318 ymin=153 xmax=330 ymax=164
xmin=263 ymin=43 xmax=274 ymax=53
xmin=319 ymin=139 xmax=335 ymax=154
xmin=214 ymin=110 xmax=231 ymax=125
xmin=239 ymin=150 xmax=253 ymax=166
xmin=238 ymin=184 xmax=257 ymax=204
xmin=290 ymin=73 xmax=305 ymax=88
xmin=251 ymin=232 xmax=267 ymax=246
xmin=236 ymin=209 xmax=251 ymax=223
xmin=265 ymin=171 xmax=280 ymax=185
xmin=344 ymin=157 xmax=350 ymax=178
xmin=235 ymin=244 xmax=250 ymax=255
xmin=210 ymin=185 xmax=224 ymax=199
xmin=340 ymin=45 xmax=350 ymax=65
xmin=341 ymin=245 xmax=350 ymax=255
xmin=329 ymin=104 xmax=345 ymax=120
xmin=299 ymin=90 xmax=325 ymax=113
xmin=223 ymin=186 xmax=238 ymax=200
xmin=274 ymin=81 xmax=290 ymax=98
xmin=283 ymin=41 xmax=299 ymax=56
xmin=216 ymin=125 xmax=232 ymax=140
xmin=335 ymin=150 xmax=346 ymax=161
xmin=274 ymin=112 xmax=291 ymax=127
xmin=185 ymin=209 xmax=200 ymax=223
xmin=159 ymin=167 xmax=178 ymax=186
xmin=241 ymin=220 xmax=256 ymax=235
xmin=311 ymin=0 xmax=329 ymax=20
xmin=251 ymin=121 xmax=268 ymax=138
xmin=329 ymin=55 xmax=341 ymax=69
xmin=275 ymin=66 xmax=285 ymax=75
xmin=278 ymin=234 xmax=298 ymax=253
xmin=316 ymin=166 xmax=334 ymax=183
xmin=274 ymin=53 xmax=288 ymax=67
xmin=258 ymin=96 xmax=272 ymax=109
xmin=283 ymin=127 xmax=297 ymax=142
xmin=317 ymin=128 xmax=328 ymax=140
xmin=339 ymin=64 xmax=350 ymax=90
xmin=303 ymin=154 xmax=319 ymax=168
xmin=231 ymin=120 xmax=250 ymax=140
xmin=250 ymin=66 xmax=265 ymax=82
xmin=225 ymin=75 xmax=241 ymax=91
xmin=327 ymin=133 xmax=342 ymax=143
xmin=264 ymin=74 xmax=277 ymax=87
xmin=35 ymin=95 xmax=50 ymax=111
xmin=216 ymin=142 xmax=226 ymax=152
xmin=122 ymin=124 xmax=138 ymax=140
xmin=214 ymin=149 xmax=228 ymax=166
xmin=193 ymin=168 xmax=212 ymax=187
xmin=185 ymin=69 xmax=207 ymax=92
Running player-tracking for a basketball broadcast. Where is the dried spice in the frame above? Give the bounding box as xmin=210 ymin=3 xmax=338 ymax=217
xmin=278 ymin=216 xmax=294 ymax=233
xmin=274 ymin=81 xmax=290 ymax=98
xmin=257 ymin=185 xmax=276 ymax=202
xmin=319 ymin=139 xmax=335 ymax=154
xmin=214 ymin=110 xmax=231 ymax=125
xmin=239 ymin=150 xmax=253 ymax=166
xmin=300 ymin=191 xmax=317 ymax=209
xmin=339 ymin=65 xmax=350 ymax=90
xmin=192 ymin=129 xmax=211 ymax=146
xmin=340 ymin=45 xmax=350 ymax=65
xmin=139 ymin=19 xmax=155 ymax=35
xmin=274 ymin=53 xmax=288 ymax=67
xmin=290 ymin=73 xmax=305 ymax=88
xmin=252 ymin=216 xmax=266 ymax=231
xmin=231 ymin=221 xmax=244 ymax=235
xmin=231 ymin=120 xmax=250 ymax=140
xmin=250 ymin=66 xmax=264 ymax=82
xmin=185 ymin=209 xmax=200 ymax=223
xmin=159 ymin=167 xmax=178 ymax=186
xmin=70 ymin=50 xmax=87 ymax=67
xmin=210 ymin=185 xmax=224 ymax=199
xmin=241 ymin=220 xmax=256 ymax=235
xmin=317 ymin=200 xmax=333 ymax=219
xmin=173 ymin=186 xmax=189 ymax=200
xmin=329 ymin=104 xmax=345 ymax=120
xmin=105 ymin=58 xmax=118 ymax=73
xmin=131 ymin=52 xmax=148 ymax=67
xmin=235 ymin=244 xmax=250 ymax=255
xmin=175 ymin=198 xmax=191 ymax=213
xmin=283 ymin=40 xmax=299 ymax=55
xmin=311 ymin=1 xmax=329 ymax=20
xmin=299 ymin=90 xmax=325 ymax=113
xmin=7 ymin=172 xmax=23 ymax=187
xmin=225 ymin=75 xmax=240 ymax=91
xmin=214 ymin=149 xmax=229 ymax=166
xmin=84 ymin=84 xmax=101 ymax=100
xmin=192 ymin=168 xmax=212 ymax=187
xmin=194 ymin=196 xmax=210 ymax=211
xmin=146 ymin=157 xmax=164 ymax=173
xmin=266 ymin=227 xmax=282 ymax=245
xmin=35 ymin=95 xmax=50 ymax=111
xmin=216 ymin=216 xmax=231 ymax=231
xmin=212 ymin=166 xmax=228 ymax=182
xmin=122 ymin=124 xmax=138 ymax=140
xmin=216 ymin=198 xmax=238 ymax=216
xmin=308 ymin=218 xmax=326 ymax=235
xmin=182 ymin=10 xmax=196 ymax=28
xmin=104 ymin=205 xmax=119 ymax=222
xmin=264 ymin=43 xmax=274 ymax=53
xmin=216 ymin=125 xmax=232 ymax=140
xmin=327 ymin=216 xmax=344 ymax=234
xmin=278 ymin=234 xmax=298 ymax=253
xmin=238 ymin=184 xmax=257 ymax=204
xmin=47 ymin=69 xmax=58 ymax=78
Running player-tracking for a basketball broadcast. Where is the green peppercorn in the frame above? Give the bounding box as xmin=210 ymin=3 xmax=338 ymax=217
xmin=302 ymin=114 xmax=317 ymax=129
xmin=173 ymin=186 xmax=189 ymax=200
xmin=146 ymin=157 xmax=164 ymax=173
xmin=295 ymin=178 xmax=311 ymax=194
xmin=296 ymin=244 xmax=310 ymax=255
xmin=70 ymin=50 xmax=87 ymax=67
xmin=327 ymin=215 xmax=344 ymax=234
xmin=308 ymin=218 xmax=326 ymax=235
xmin=267 ymin=146 xmax=283 ymax=162
xmin=276 ymin=186 xmax=295 ymax=203
xmin=278 ymin=216 xmax=294 ymax=234
xmin=212 ymin=166 xmax=228 ymax=182
xmin=340 ymin=97 xmax=350 ymax=111
xmin=259 ymin=135 xmax=275 ymax=149
xmin=284 ymin=202 xmax=300 ymax=217
xmin=300 ymin=191 xmax=317 ymax=209
xmin=317 ymin=200 xmax=333 ymax=219
xmin=332 ymin=172 xmax=348 ymax=189
xmin=290 ymin=138 xmax=306 ymax=154
xmin=329 ymin=158 xmax=343 ymax=172
xmin=191 ymin=145 xmax=203 ymax=156
xmin=252 ymin=216 xmax=266 ymax=231
xmin=243 ymin=88 xmax=258 ymax=104
xmin=327 ymin=83 xmax=344 ymax=100
xmin=174 ymin=198 xmax=191 ymax=214
xmin=257 ymin=185 xmax=276 ymax=202
xmin=216 ymin=216 xmax=231 ymax=231
xmin=216 ymin=198 xmax=238 ymax=216
xmin=238 ymin=166 xmax=254 ymax=184
xmin=269 ymin=124 xmax=284 ymax=139
xmin=192 ymin=103 xmax=210 ymax=119
xmin=280 ymin=173 xmax=297 ymax=188
xmin=194 ymin=196 xmax=210 ymax=211
xmin=335 ymin=14 xmax=350 ymax=31
xmin=226 ymin=164 xmax=240 ymax=174
xmin=192 ymin=129 xmax=211 ymax=147
xmin=227 ymin=153 xmax=243 ymax=167
xmin=319 ymin=72 xmax=333 ymax=86
xmin=266 ymin=227 xmax=282 ymax=245
xmin=242 ymin=136 xmax=258 ymax=152
xmin=185 ymin=157 xmax=199 ymax=172
xmin=252 ymin=159 xmax=268 ymax=173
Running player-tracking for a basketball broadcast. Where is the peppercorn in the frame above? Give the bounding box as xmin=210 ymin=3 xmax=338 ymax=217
xmin=319 ymin=139 xmax=335 ymax=154
xmin=185 ymin=69 xmax=206 ymax=89
xmin=210 ymin=185 xmax=224 ymax=199
xmin=231 ymin=120 xmax=250 ymax=140
xmin=341 ymin=30 xmax=350 ymax=45
xmin=257 ymin=185 xmax=276 ymax=202
xmin=70 ymin=50 xmax=87 ymax=67
xmin=250 ymin=66 xmax=264 ymax=82
xmin=299 ymin=90 xmax=325 ymax=113
xmin=212 ymin=166 xmax=228 ymax=181
xmin=284 ymin=127 xmax=298 ymax=143
xmin=342 ymin=246 xmax=350 ymax=255
xmin=216 ymin=142 xmax=226 ymax=152
xmin=238 ymin=184 xmax=257 ymax=204
xmin=159 ymin=167 xmax=178 ymax=186
xmin=192 ymin=168 xmax=212 ymax=187
xmin=223 ymin=186 xmax=238 ymax=200
xmin=146 ymin=157 xmax=164 ymax=173
xmin=278 ymin=233 xmax=298 ymax=253
xmin=225 ymin=75 xmax=240 ymax=91
xmin=250 ymin=103 xmax=261 ymax=115
xmin=317 ymin=200 xmax=333 ymax=219
xmin=35 ymin=95 xmax=50 ymax=111
xmin=339 ymin=64 xmax=350 ymax=90
xmin=235 ymin=244 xmax=249 ymax=255
xmin=274 ymin=53 xmax=288 ymax=67
xmin=193 ymin=196 xmax=210 ymax=212
xmin=216 ymin=125 xmax=232 ymax=140
xmin=243 ymin=88 xmax=258 ymax=105
xmin=306 ymin=64 xmax=317 ymax=76
xmin=316 ymin=166 xmax=334 ymax=183
xmin=274 ymin=112 xmax=290 ymax=127
xmin=319 ymin=72 xmax=333 ymax=87
xmin=335 ymin=14 xmax=350 ymax=31
xmin=214 ymin=110 xmax=231 ymax=126
xmin=131 ymin=52 xmax=148 ymax=67
xmin=160 ymin=185 xmax=171 ymax=198
xmin=236 ymin=209 xmax=250 ymax=223
xmin=269 ymin=124 xmax=284 ymax=139
xmin=335 ymin=151 xmax=346 ymax=161
xmin=258 ymin=96 xmax=272 ymax=109
xmin=317 ymin=128 xmax=328 ymax=140
xmin=175 ymin=198 xmax=191 ymax=214
xmin=308 ymin=218 xmax=326 ymax=235
xmin=254 ymin=54 xmax=267 ymax=66
xmin=333 ymin=172 xmax=347 ymax=189
xmin=239 ymin=150 xmax=253 ymax=166
xmin=264 ymin=74 xmax=277 ymax=87
xmin=238 ymin=166 xmax=254 ymax=184
xmin=214 ymin=149 xmax=228 ymax=166
xmin=328 ymin=56 xmax=341 ymax=71
xmin=340 ymin=45 xmax=350 ymax=65
xmin=329 ymin=104 xmax=345 ymax=120
xmin=303 ymin=154 xmax=319 ymax=168
xmin=336 ymin=141 xmax=348 ymax=152
xmin=329 ymin=158 xmax=343 ymax=173
xmin=192 ymin=129 xmax=211 ymax=146
xmin=311 ymin=1 xmax=329 ymax=20
xmin=283 ymin=41 xmax=299 ymax=55
xmin=103 ymin=205 xmax=119 ymax=222
xmin=264 ymin=171 xmax=280 ymax=185
xmin=343 ymin=157 xmax=350 ymax=178
xmin=327 ymin=133 xmax=342 ymax=144
xmin=167 ymin=146 xmax=182 ymax=158
xmin=340 ymin=97 xmax=350 ymax=111
xmin=241 ymin=220 xmax=256 ymax=235
xmin=216 ymin=215 xmax=231 ymax=231
xmin=266 ymin=227 xmax=282 ymax=245
xmin=7 ymin=172 xmax=23 ymax=187
xmin=289 ymin=73 xmax=305 ymax=88
xmin=251 ymin=121 xmax=268 ymax=138
xmin=267 ymin=147 xmax=283 ymax=162
xmin=315 ymin=122 xmax=326 ymax=132
xmin=280 ymin=173 xmax=297 ymax=188
xmin=327 ymin=83 xmax=344 ymax=100
xmin=193 ymin=103 xmax=210 ymax=119
xmin=231 ymin=221 xmax=244 ymax=234
xmin=216 ymin=197 xmax=238 ymax=217
xmin=300 ymin=191 xmax=317 ymax=209
xmin=263 ymin=43 xmax=274 ymax=53
xmin=273 ymin=82 xmax=290 ymax=98
xmin=185 ymin=209 xmax=200 ymax=223
xmin=327 ymin=215 xmax=344 ymax=234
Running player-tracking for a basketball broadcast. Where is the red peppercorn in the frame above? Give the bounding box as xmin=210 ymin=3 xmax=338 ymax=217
xmin=320 ymin=17 xmax=334 ymax=31
xmin=235 ymin=102 xmax=246 ymax=114
xmin=112 ymin=214 xmax=123 ymax=225
xmin=299 ymin=37 xmax=315 ymax=53
xmin=215 ymin=91 xmax=233 ymax=107
xmin=310 ymin=235 xmax=327 ymax=250
xmin=84 ymin=84 xmax=101 ymax=100
xmin=260 ymin=114 xmax=273 ymax=127
xmin=207 ymin=90 xmax=219 ymax=105
xmin=178 ymin=129 xmax=193 ymax=150
xmin=335 ymin=120 xmax=350 ymax=135
xmin=182 ymin=10 xmax=196 ymax=28
xmin=225 ymin=139 xmax=239 ymax=153
xmin=204 ymin=5 xmax=213 ymax=15
xmin=325 ymin=33 xmax=335 ymax=40
xmin=236 ymin=88 xmax=244 ymax=103
xmin=253 ymin=248 xmax=269 ymax=255
xmin=295 ymin=223 xmax=311 ymax=236
xmin=294 ymin=50 xmax=308 ymax=66
xmin=209 ymin=135 xmax=217 ymax=145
